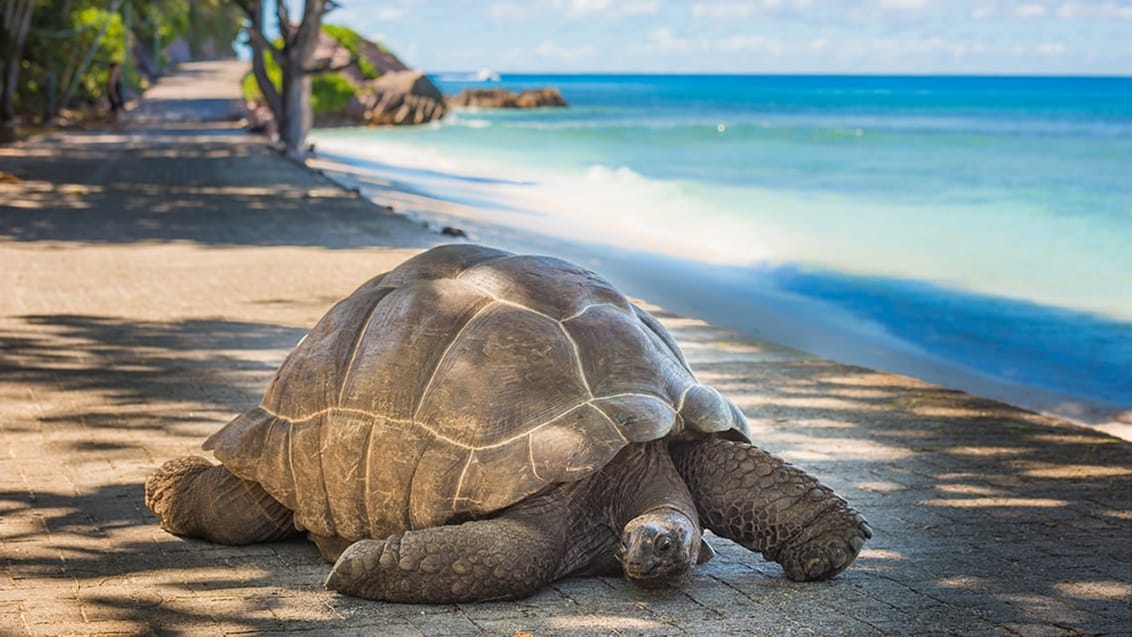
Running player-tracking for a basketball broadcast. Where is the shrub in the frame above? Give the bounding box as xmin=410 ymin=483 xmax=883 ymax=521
xmin=241 ymin=33 xmax=358 ymax=115
xmin=322 ymin=24 xmax=384 ymax=80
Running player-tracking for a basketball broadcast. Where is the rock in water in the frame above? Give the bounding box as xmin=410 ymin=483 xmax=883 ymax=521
xmin=352 ymin=71 xmax=447 ymax=126
xmin=448 ymin=87 xmax=567 ymax=109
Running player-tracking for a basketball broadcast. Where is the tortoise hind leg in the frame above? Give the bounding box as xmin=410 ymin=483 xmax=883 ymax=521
xmin=671 ymin=439 xmax=871 ymax=581
xmin=145 ymin=456 xmax=297 ymax=545
xmin=326 ymin=513 xmax=568 ymax=603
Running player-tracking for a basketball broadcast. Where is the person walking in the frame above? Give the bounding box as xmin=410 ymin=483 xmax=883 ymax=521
xmin=107 ymin=62 xmax=124 ymax=129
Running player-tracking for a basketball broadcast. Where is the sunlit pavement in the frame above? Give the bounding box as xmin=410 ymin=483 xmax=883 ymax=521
xmin=1 ymin=61 xmax=1129 ymax=636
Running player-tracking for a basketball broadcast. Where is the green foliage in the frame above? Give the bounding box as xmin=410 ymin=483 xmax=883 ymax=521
xmin=242 ymin=59 xmax=357 ymax=116
xmin=74 ymin=6 xmax=127 ymax=99
xmin=17 ymin=2 xmax=127 ymax=117
xmin=322 ymin=24 xmax=383 ymax=80
xmin=12 ymin=0 xmax=242 ymax=121
xmin=312 ymin=73 xmax=357 ymax=113
xmin=241 ymin=59 xmax=281 ymax=103
xmin=242 ymin=25 xmax=392 ymax=116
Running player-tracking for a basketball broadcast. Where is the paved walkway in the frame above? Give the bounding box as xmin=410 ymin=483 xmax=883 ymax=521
xmin=1 ymin=61 xmax=1129 ymax=636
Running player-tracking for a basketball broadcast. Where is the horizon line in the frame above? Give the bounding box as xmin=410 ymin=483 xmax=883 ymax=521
xmin=428 ymin=70 xmax=1132 ymax=79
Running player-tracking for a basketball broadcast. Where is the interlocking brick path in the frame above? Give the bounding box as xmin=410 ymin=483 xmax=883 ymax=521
xmin=1 ymin=62 xmax=1129 ymax=636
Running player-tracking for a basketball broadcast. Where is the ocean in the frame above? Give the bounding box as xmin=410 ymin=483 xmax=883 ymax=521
xmin=311 ymin=74 xmax=1132 ymax=426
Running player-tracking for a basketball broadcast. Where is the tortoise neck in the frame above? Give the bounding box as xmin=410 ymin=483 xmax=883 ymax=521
xmin=599 ymin=440 xmax=699 ymax=531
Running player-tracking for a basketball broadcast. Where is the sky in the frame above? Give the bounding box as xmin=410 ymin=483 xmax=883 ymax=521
xmin=312 ymin=0 xmax=1132 ymax=75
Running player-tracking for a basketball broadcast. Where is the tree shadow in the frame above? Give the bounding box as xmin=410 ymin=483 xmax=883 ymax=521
xmin=2 ymin=279 xmax=1128 ymax=633
xmin=0 ymin=132 xmax=437 ymax=249
xmin=671 ymin=314 xmax=1132 ymax=634
xmin=0 ymin=314 xmax=305 ymax=435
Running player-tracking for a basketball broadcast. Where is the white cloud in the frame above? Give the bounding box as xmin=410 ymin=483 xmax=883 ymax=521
xmin=556 ymin=0 xmax=660 ymax=17
xmin=878 ymin=0 xmax=931 ymax=10
xmin=1056 ymin=2 xmax=1132 ymax=20
xmin=691 ymin=0 xmax=802 ymax=19
xmin=616 ymin=0 xmax=662 ymax=16
xmin=714 ymin=35 xmax=783 ymax=55
xmin=565 ymin=0 xmax=612 ymax=13
xmin=1016 ymin=4 xmax=1048 ymax=18
xmin=487 ymin=2 xmax=533 ymax=21
xmin=1036 ymin=42 xmax=1067 ymax=55
xmin=692 ymin=2 xmax=757 ymax=19
xmin=862 ymin=35 xmax=991 ymax=59
xmin=535 ymin=40 xmax=598 ymax=61
xmin=648 ymin=27 xmax=690 ymax=51
xmin=645 ymin=27 xmax=782 ymax=55
xmin=969 ymin=5 xmax=995 ymax=20
xmin=373 ymin=6 xmax=407 ymax=21
xmin=810 ymin=37 xmax=829 ymax=52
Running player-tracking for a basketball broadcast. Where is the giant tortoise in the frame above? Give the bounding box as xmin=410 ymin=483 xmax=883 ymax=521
xmin=145 ymin=244 xmax=871 ymax=602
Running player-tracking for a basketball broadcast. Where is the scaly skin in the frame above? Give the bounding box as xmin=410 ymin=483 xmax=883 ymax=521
xmin=325 ymin=441 xmax=704 ymax=603
xmin=670 ymin=439 xmax=871 ymax=581
xmin=326 ymin=514 xmax=566 ymax=603
xmin=144 ymin=456 xmax=297 ymax=545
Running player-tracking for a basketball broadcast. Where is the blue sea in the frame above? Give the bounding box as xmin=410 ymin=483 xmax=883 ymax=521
xmin=312 ymin=74 xmax=1132 ymax=425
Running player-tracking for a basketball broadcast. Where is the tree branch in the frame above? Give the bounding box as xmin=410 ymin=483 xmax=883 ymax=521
xmin=304 ymin=58 xmax=355 ymax=74
xmin=233 ymin=0 xmax=285 ymax=61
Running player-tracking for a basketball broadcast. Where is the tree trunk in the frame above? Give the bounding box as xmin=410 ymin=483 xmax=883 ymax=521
xmin=278 ymin=61 xmax=311 ymax=160
xmin=0 ymin=0 xmax=35 ymax=142
xmin=244 ymin=0 xmax=282 ymax=128
xmin=238 ymin=0 xmax=329 ymax=160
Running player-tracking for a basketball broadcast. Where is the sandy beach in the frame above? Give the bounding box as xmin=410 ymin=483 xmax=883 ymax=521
xmin=1 ymin=61 xmax=1129 ymax=635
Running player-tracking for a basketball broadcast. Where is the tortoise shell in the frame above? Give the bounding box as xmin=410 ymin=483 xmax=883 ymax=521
xmin=204 ymin=245 xmax=750 ymax=541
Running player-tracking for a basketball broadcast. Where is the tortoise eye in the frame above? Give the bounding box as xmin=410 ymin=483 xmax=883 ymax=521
xmin=655 ymin=535 xmax=673 ymax=553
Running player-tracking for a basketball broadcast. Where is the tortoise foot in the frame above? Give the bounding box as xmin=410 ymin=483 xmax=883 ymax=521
xmin=779 ymin=510 xmax=872 ymax=581
xmin=327 ymin=517 xmax=562 ymax=603
xmin=144 ymin=456 xmax=214 ymax=536
xmin=144 ymin=455 xmax=295 ymax=544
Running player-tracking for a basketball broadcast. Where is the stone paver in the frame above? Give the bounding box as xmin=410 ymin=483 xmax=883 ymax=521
xmin=1 ymin=61 xmax=1130 ymax=636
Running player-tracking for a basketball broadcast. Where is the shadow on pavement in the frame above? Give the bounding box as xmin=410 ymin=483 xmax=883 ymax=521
xmin=689 ymin=350 xmax=1132 ymax=634
xmin=0 ymin=314 xmax=305 ymax=435
xmin=0 ymin=309 xmax=1127 ymax=633
xmin=0 ymin=134 xmax=434 ymax=250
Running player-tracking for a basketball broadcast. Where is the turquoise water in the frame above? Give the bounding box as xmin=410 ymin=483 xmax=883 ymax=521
xmin=313 ymin=74 xmax=1132 ymax=414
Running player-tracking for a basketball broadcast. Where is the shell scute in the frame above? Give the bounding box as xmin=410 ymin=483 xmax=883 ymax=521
xmin=378 ymin=244 xmax=511 ymax=288
xmin=591 ymin=394 xmax=678 ymax=442
xmin=680 ymin=384 xmax=751 ymax=440
xmin=337 ymin=279 xmax=492 ymax=420
xmin=288 ymin=413 xmax=332 ymax=534
xmin=408 ymin=441 xmax=472 ymax=529
xmin=527 ymin=404 xmax=626 ymax=483
xmin=414 ymin=303 xmax=590 ymax=448
xmin=563 ymin=304 xmax=693 ymax=400
xmin=454 ymin=439 xmax=542 ymax=514
xmin=317 ymin=414 xmax=372 ymax=539
xmin=360 ymin=417 xmax=431 ymax=538
xmin=261 ymin=286 xmax=394 ymax=419
xmin=459 ymin=255 xmax=632 ymax=320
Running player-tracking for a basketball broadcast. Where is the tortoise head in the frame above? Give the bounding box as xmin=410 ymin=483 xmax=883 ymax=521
xmin=618 ymin=506 xmax=701 ymax=588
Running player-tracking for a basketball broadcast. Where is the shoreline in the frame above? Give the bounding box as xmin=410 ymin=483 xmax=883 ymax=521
xmin=308 ymin=146 xmax=1132 ymax=442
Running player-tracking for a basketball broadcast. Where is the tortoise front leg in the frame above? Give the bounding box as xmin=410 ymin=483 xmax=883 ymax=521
xmin=326 ymin=513 xmax=567 ymax=603
xmin=670 ymin=439 xmax=871 ymax=581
